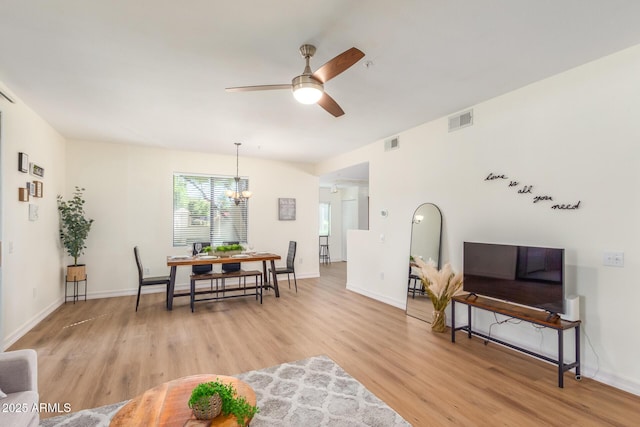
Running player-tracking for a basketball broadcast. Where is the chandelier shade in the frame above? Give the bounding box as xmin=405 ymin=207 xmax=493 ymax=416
xmin=227 ymin=143 xmax=252 ymax=206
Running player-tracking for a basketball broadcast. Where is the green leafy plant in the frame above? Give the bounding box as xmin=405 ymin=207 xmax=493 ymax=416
xmin=215 ymin=244 xmax=244 ymax=252
xmin=57 ymin=187 xmax=94 ymax=266
xmin=188 ymin=379 xmax=258 ymax=427
xmin=202 ymin=246 xmax=213 ymax=253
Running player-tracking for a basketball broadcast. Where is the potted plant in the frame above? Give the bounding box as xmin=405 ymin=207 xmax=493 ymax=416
xmin=57 ymin=187 xmax=94 ymax=281
xmin=412 ymin=257 xmax=463 ymax=332
xmin=188 ymin=379 xmax=258 ymax=426
xmin=214 ymin=243 xmax=244 ymax=257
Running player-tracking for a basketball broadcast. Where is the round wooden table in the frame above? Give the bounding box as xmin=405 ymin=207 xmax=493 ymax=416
xmin=110 ymin=374 xmax=256 ymax=427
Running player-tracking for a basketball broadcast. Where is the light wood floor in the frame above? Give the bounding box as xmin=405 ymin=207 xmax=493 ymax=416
xmin=10 ymin=263 xmax=640 ymax=425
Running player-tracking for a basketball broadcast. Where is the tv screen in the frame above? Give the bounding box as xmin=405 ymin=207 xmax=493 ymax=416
xmin=463 ymin=242 xmax=565 ymax=314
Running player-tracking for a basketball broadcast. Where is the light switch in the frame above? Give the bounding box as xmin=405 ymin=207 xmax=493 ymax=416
xmin=603 ymin=251 xmax=624 ymax=267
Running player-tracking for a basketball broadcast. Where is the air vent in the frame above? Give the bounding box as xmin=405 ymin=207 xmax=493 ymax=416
xmin=448 ymin=109 xmax=473 ymax=132
xmin=384 ymin=136 xmax=400 ymax=151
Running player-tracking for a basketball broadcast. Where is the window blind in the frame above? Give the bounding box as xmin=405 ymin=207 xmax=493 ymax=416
xmin=173 ymin=173 xmax=248 ymax=247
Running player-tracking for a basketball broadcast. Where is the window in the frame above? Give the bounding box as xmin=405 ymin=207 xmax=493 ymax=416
xmin=173 ymin=173 xmax=248 ymax=247
xmin=319 ymin=202 xmax=331 ymax=236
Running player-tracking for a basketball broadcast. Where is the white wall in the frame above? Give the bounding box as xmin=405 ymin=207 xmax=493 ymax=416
xmin=319 ymin=44 xmax=640 ymax=395
xmin=319 ymin=185 xmax=369 ymax=262
xmin=1 ymin=87 xmax=66 ymax=348
xmin=64 ymin=139 xmax=320 ymax=298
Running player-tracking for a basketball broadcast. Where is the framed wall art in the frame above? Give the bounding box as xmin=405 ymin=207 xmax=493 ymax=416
xmin=278 ymin=198 xmax=296 ymax=221
xmin=33 ymin=180 xmax=43 ymax=198
xmin=30 ymin=163 xmax=45 ymax=178
xmin=19 ymin=152 xmax=29 ymax=173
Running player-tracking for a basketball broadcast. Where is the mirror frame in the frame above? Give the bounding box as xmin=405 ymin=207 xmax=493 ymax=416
xmin=407 ymin=203 xmax=443 ymax=321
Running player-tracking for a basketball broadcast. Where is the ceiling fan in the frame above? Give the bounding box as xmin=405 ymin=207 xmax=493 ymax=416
xmin=225 ymin=44 xmax=365 ymax=117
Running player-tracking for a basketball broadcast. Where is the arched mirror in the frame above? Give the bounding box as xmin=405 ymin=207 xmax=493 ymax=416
xmin=406 ymin=203 xmax=443 ymax=322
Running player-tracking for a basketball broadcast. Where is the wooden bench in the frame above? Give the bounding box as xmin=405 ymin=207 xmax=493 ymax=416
xmin=189 ymin=269 xmax=263 ymax=312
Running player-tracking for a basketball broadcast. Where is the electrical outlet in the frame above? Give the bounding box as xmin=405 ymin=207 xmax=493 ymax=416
xmin=603 ymin=251 xmax=624 ymax=267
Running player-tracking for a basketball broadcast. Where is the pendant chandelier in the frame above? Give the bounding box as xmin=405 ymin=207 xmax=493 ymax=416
xmin=226 ymin=142 xmax=252 ymax=206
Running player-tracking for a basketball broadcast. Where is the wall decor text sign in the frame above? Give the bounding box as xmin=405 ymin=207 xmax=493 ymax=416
xmin=484 ymin=173 xmax=580 ymax=210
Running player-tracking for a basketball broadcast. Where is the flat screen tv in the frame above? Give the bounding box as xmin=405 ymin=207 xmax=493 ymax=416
xmin=463 ymin=242 xmax=564 ymax=315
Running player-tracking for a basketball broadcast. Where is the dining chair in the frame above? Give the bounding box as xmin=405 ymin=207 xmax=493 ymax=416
xmin=134 ymin=246 xmax=171 ymax=311
xmin=221 ymin=241 xmax=241 ymax=273
xmin=191 ymin=241 xmax=218 ymax=291
xmin=269 ymin=241 xmax=297 ymax=292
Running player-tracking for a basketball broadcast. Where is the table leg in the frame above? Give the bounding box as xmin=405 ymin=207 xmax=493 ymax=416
xmin=451 ymin=299 xmax=456 ymax=343
xmin=558 ymin=329 xmax=564 ymax=388
xmin=270 ymin=259 xmax=280 ymax=298
xmin=262 ymin=261 xmax=268 ymax=290
xmin=575 ymin=325 xmax=581 ymax=378
xmin=168 ymin=266 xmax=177 ymax=311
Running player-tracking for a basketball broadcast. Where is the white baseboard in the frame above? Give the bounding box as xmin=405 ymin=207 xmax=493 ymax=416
xmin=590 ymin=368 xmax=640 ymax=396
xmin=345 ymin=282 xmax=406 ymax=310
xmin=3 ymin=298 xmax=62 ymax=350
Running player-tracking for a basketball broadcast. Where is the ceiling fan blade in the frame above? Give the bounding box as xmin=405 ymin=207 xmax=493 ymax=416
xmin=317 ymin=92 xmax=345 ymax=117
xmin=312 ymin=47 xmax=365 ymax=83
xmin=225 ymin=84 xmax=291 ymax=92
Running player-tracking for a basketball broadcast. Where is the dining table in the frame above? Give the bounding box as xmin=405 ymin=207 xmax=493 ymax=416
xmin=165 ymin=252 xmax=282 ymax=310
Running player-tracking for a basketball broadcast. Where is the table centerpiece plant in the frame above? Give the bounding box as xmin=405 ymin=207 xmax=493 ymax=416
xmin=412 ymin=257 xmax=464 ymax=332
xmin=188 ymin=379 xmax=258 ymax=426
xmin=214 ymin=243 xmax=244 ymax=257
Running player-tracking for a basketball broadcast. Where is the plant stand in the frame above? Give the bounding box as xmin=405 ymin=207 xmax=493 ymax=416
xmin=65 ymin=275 xmax=87 ymax=303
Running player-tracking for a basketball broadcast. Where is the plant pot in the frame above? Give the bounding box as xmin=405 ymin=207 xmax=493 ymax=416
xmin=214 ymin=250 xmax=242 ymax=258
xmin=191 ymin=394 xmax=222 ymax=420
xmin=67 ymin=265 xmax=87 ymax=281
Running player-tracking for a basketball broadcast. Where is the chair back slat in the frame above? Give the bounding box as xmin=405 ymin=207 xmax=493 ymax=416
xmin=192 ymin=241 xmax=212 ymax=274
xmin=134 ymin=246 xmax=144 ymax=283
xmin=286 ymin=241 xmax=297 ymax=270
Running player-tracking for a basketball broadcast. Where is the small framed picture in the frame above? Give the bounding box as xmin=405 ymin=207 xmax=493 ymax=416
xmin=28 ymin=182 xmax=35 ymax=196
xmin=19 ymin=188 xmax=29 ymax=202
xmin=19 ymin=152 xmax=29 ymax=173
xmin=278 ymin=198 xmax=296 ymax=221
xmin=33 ymin=180 xmax=43 ymax=198
xmin=30 ymin=163 xmax=45 ymax=178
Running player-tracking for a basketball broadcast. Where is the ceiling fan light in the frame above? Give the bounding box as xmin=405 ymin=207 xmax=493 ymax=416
xmin=292 ymin=75 xmax=323 ymax=104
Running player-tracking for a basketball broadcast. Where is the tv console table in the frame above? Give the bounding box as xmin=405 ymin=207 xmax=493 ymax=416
xmin=451 ymin=293 xmax=581 ymax=388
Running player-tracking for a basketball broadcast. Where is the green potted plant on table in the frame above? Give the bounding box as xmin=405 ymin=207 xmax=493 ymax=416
xmin=214 ymin=243 xmax=244 ymax=257
xmin=57 ymin=187 xmax=94 ymax=281
xmin=188 ymin=379 xmax=258 ymax=426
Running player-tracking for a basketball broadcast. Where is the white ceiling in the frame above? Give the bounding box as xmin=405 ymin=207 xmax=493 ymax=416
xmin=2 ymin=1 xmax=640 ymax=164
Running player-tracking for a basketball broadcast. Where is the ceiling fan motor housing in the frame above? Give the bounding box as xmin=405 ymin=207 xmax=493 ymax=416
xmin=292 ymin=75 xmax=324 ymax=104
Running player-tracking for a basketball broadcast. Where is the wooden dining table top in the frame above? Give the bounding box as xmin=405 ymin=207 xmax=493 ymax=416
xmin=167 ymin=252 xmax=281 ymax=266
